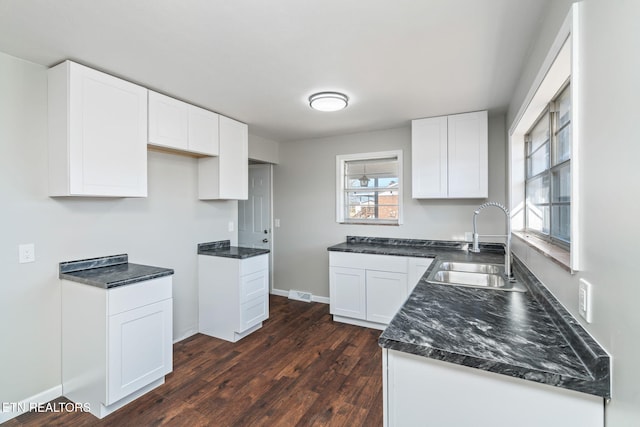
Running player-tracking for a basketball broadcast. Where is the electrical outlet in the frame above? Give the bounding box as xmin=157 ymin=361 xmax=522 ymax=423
xmin=464 ymin=232 xmax=473 ymax=241
xmin=578 ymin=278 xmax=593 ymax=323
xmin=19 ymin=243 xmax=35 ymax=263
xmin=275 ymin=219 xmax=281 ymax=228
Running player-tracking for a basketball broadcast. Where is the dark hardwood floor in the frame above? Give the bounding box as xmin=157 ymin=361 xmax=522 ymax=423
xmin=5 ymin=296 xmax=383 ymax=426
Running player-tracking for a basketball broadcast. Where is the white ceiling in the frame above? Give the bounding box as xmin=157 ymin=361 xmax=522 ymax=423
xmin=0 ymin=0 xmax=549 ymax=142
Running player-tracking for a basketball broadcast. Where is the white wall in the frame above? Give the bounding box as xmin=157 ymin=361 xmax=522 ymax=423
xmin=508 ymin=1 xmax=640 ymax=424
xmin=273 ymin=116 xmax=507 ymax=298
xmin=248 ymin=133 xmax=279 ymax=164
xmin=0 ymin=52 xmax=237 ymax=408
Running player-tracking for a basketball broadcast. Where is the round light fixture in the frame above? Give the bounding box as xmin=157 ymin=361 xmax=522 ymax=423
xmin=308 ymin=92 xmax=349 ymax=112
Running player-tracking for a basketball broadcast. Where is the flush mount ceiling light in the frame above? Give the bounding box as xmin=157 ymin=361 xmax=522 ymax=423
xmin=308 ymin=92 xmax=349 ymax=112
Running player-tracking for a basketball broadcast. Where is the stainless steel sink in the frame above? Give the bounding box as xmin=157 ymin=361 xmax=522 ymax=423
xmin=432 ymin=271 xmax=506 ymax=288
xmin=425 ymin=260 xmax=527 ymax=292
xmin=438 ymin=262 xmax=501 ymax=274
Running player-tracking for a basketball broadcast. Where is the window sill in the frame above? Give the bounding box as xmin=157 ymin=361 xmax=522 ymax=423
xmin=512 ymin=231 xmax=571 ymax=273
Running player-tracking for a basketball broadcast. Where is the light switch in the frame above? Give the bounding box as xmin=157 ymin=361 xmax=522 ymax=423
xmin=275 ymin=219 xmax=281 ymax=228
xmin=228 ymin=221 xmax=234 ymax=232
xmin=19 ymin=243 xmax=35 ymax=263
xmin=578 ymin=278 xmax=593 ymax=323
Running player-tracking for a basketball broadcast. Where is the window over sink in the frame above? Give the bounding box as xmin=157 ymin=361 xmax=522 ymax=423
xmin=336 ymin=151 xmax=403 ymax=225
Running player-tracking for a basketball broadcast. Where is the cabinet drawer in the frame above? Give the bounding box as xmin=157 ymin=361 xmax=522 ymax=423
xmin=108 ymin=276 xmax=172 ymax=315
xmin=239 ymin=295 xmax=268 ymax=332
xmin=240 ymin=270 xmax=268 ymax=303
xmin=240 ymin=254 xmax=268 ymax=276
xmin=329 ymin=252 xmax=408 ymax=273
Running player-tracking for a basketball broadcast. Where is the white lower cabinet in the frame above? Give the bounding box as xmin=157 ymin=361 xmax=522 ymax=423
xmin=198 ymin=254 xmax=269 ymax=342
xmin=383 ymin=349 xmax=604 ymax=427
xmin=61 ymin=276 xmax=173 ymax=419
xmin=329 ymin=252 xmax=432 ymax=330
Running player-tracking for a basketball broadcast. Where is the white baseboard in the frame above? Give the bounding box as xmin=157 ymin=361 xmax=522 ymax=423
xmin=173 ymin=327 xmax=198 ymax=344
xmin=0 ymin=384 xmax=63 ymax=423
xmin=271 ymin=288 xmax=329 ymax=305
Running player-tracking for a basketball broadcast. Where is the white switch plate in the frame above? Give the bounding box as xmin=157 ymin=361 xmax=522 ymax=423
xmin=228 ymin=221 xmax=234 ymax=232
xmin=274 ymin=219 xmax=281 ymax=228
xmin=578 ymin=278 xmax=593 ymax=323
xmin=464 ymin=231 xmax=473 ymax=241
xmin=19 ymin=243 xmax=35 ymax=263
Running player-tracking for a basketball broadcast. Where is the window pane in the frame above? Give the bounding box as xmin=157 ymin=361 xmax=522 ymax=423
xmin=527 ymin=144 xmax=549 ymax=177
xmin=552 ymin=165 xmax=570 ymax=203
xmin=552 ymin=205 xmax=570 ymax=242
xmin=528 ymin=112 xmax=550 ymax=153
xmin=555 ymin=125 xmax=571 ymax=164
xmin=526 ymin=175 xmax=549 ymax=205
xmin=557 ymin=86 xmax=571 ymax=128
xmin=526 ymin=204 xmax=549 ymax=234
xmin=346 ymin=190 xmax=399 ymax=220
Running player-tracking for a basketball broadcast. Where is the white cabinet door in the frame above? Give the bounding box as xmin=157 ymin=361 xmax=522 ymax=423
xmin=448 ymin=110 xmax=488 ymax=198
xmin=411 ymin=110 xmax=487 ymax=199
xmin=330 ymin=267 xmax=366 ymax=320
xmin=366 ymin=270 xmax=408 ymax=324
xmin=188 ymin=105 xmax=219 ymax=156
xmin=408 ymin=257 xmax=434 ymax=291
xmin=411 ymin=116 xmax=448 ymax=198
xmin=148 ymin=91 xmax=189 ymax=150
xmin=198 ymin=116 xmax=248 ymax=200
xmin=48 ymin=60 xmax=148 ymax=197
xmin=148 ymin=91 xmax=219 ymax=156
xmin=219 ymin=115 xmax=248 ymax=199
xmin=385 ymin=349 xmax=603 ymax=427
xmin=240 ymin=269 xmax=269 ymax=303
xmin=107 ymin=298 xmax=172 ymax=405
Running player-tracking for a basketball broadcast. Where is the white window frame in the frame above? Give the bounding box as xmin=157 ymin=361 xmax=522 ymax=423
xmin=508 ymin=3 xmax=581 ymax=271
xmin=336 ymin=150 xmax=403 ymax=225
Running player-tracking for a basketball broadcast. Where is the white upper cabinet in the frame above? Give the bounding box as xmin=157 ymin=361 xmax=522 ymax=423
xmin=148 ymin=91 xmax=219 ymax=156
xmin=198 ymin=115 xmax=248 ymax=200
xmin=412 ymin=110 xmax=488 ymax=199
xmin=48 ymin=61 xmax=148 ymax=197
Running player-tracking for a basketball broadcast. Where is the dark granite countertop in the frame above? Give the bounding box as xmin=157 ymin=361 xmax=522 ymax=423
xmin=328 ymin=236 xmax=610 ymax=398
xmin=59 ymin=254 xmax=174 ymax=289
xmin=198 ymin=240 xmax=270 ymax=259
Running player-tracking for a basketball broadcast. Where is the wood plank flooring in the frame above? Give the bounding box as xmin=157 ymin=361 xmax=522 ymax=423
xmin=5 ymin=296 xmax=383 ymax=426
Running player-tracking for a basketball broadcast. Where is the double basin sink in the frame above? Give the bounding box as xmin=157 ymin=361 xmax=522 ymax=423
xmin=425 ymin=260 xmax=527 ymax=293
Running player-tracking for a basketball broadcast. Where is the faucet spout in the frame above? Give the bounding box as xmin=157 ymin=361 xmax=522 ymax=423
xmin=469 ymin=202 xmax=513 ymax=281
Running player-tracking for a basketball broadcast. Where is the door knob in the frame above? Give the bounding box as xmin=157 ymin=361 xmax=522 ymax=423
xmin=262 ymin=238 xmax=269 ymax=243
xmin=264 ymin=229 xmax=268 ymax=234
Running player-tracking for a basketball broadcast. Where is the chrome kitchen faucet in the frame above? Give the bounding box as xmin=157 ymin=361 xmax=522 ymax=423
xmin=470 ymin=202 xmax=514 ymax=281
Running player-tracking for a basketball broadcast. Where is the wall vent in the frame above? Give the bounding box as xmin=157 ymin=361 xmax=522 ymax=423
xmin=287 ymin=290 xmax=312 ymax=303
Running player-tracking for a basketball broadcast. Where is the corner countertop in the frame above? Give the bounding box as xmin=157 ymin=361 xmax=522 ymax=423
xmin=197 ymin=240 xmax=270 ymax=259
xmin=59 ymin=254 xmax=174 ymax=289
xmin=328 ymin=236 xmax=610 ymax=398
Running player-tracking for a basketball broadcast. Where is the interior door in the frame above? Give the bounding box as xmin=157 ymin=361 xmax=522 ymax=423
xmin=239 ymin=164 xmax=272 ymax=251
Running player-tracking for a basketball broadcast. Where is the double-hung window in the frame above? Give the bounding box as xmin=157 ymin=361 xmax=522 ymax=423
xmin=336 ymin=151 xmax=403 ymax=225
xmin=525 ymin=83 xmax=571 ymax=247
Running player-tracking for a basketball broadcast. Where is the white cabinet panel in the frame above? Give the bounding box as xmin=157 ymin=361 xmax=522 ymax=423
xmin=448 ymin=111 xmax=488 ymax=198
xmin=107 ymin=299 xmax=172 ymax=405
xmin=329 ymin=267 xmax=367 ymax=320
xmin=385 ymin=349 xmax=603 ymax=427
xmin=148 ymin=91 xmax=219 ymax=156
xmin=366 ymin=270 xmax=408 ymax=324
xmin=411 ymin=116 xmax=448 ymax=198
xmin=198 ymin=115 xmax=248 ymax=200
xmin=188 ymin=104 xmax=219 ymax=156
xmin=48 ymin=61 xmax=148 ymax=197
xmin=61 ymin=277 xmax=173 ymax=419
xmin=411 ymin=110 xmax=487 ymax=199
xmin=148 ymin=91 xmax=189 ymax=150
xmin=408 ymin=257 xmax=434 ymax=291
xmin=198 ymin=253 xmax=269 ymax=342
